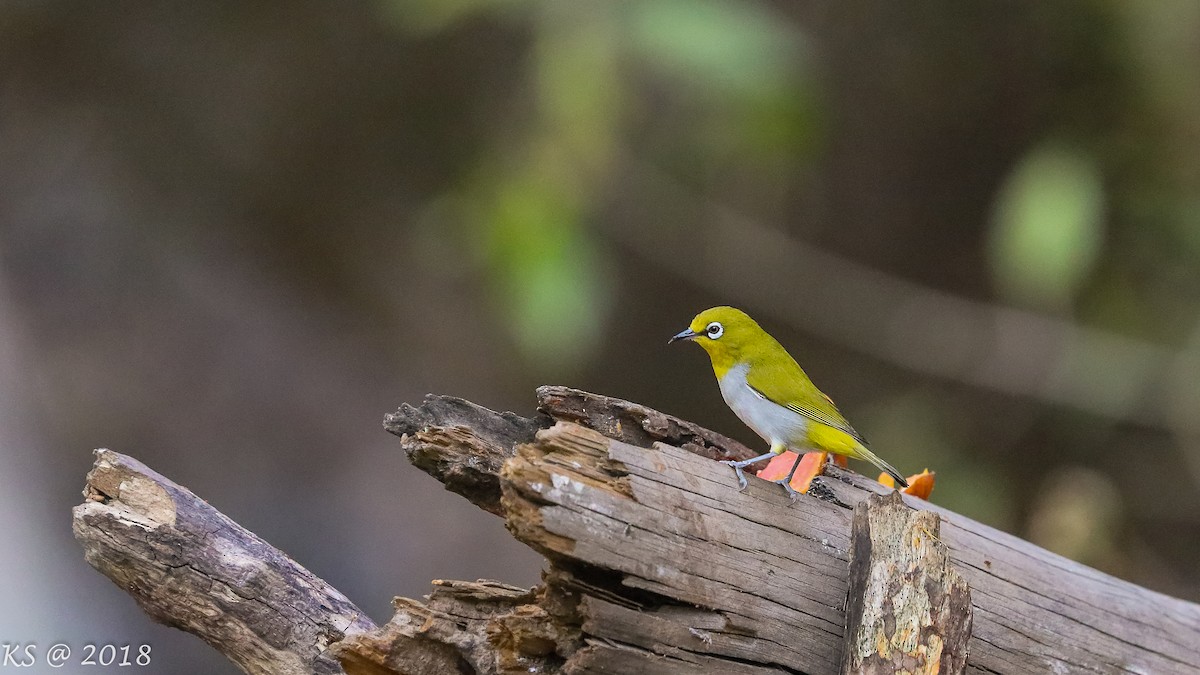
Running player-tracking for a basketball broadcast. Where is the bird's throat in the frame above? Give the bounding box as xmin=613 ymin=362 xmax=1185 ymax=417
xmin=707 ymin=351 xmax=737 ymax=380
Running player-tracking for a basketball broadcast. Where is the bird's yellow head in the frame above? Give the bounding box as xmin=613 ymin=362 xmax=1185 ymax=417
xmin=669 ymin=306 xmax=774 ymax=377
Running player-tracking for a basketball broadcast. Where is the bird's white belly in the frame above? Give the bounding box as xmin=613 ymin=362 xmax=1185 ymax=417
xmin=718 ymin=363 xmax=808 ymax=448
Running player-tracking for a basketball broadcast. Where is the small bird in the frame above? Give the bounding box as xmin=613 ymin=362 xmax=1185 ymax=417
xmin=670 ymin=306 xmax=907 ymax=496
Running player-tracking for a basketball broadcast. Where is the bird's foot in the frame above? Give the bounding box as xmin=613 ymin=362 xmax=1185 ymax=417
xmin=720 ymin=460 xmax=751 ymax=491
xmin=720 ymin=452 xmax=778 ymax=492
xmin=773 ymin=477 xmax=802 ymax=501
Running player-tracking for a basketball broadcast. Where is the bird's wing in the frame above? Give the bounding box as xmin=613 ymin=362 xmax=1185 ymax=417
xmin=781 ymin=399 xmax=868 ymax=445
xmin=744 ymin=356 xmax=869 ymax=445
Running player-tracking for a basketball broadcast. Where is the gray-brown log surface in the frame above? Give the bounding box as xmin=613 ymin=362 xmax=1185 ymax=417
xmin=74 ymin=388 xmax=1200 ymax=675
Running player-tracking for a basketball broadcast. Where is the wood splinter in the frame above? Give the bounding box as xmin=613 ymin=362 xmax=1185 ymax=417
xmin=842 ymin=491 xmax=972 ymax=675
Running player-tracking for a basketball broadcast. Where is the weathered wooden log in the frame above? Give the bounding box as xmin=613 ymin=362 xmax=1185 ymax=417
xmin=72 ymin=450 xmax=377 ymax=675
xmin=842 ymin=491 xmax=972 ymax=674
xmin=372 ymin=390 xmax=1200 ymax=674
xmin=74 ymin=388 xmax=1200 ymax=675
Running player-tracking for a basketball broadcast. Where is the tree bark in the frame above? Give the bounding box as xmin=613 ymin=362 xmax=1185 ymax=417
xmin=74 ymin=388 xmax=1200 ymax=674
xmin=842 ymin=491 xmax=972 ymax=674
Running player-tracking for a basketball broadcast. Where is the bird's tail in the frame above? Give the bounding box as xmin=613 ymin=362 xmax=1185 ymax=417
xmin=853 ymin=443 xmax=908 ymax=488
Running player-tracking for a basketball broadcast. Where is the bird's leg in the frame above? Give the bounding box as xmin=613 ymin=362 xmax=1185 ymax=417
xmin=771 ymin=450 xmax=810 ymax=501
xmin=720 ymin=449 xmax=780 ymax=491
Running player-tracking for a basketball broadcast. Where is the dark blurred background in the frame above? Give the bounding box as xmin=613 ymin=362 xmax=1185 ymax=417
xmin=3 ymin=1 xmax=1199 ymax=672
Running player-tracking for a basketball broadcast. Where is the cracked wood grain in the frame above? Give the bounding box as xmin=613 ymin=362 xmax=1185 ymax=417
xmin=500 ymin=422 xmax=849 ymax=673
xmin=72 ymin=449 xmax=377 ymax=675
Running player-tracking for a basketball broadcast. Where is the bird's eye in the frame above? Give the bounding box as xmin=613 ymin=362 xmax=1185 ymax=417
xmin=706 ymin=322 xmax=724 ymax=339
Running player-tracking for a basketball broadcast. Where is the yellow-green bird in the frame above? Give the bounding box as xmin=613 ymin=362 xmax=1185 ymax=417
xmin=670 ymin=306 xmax=907 ymax=495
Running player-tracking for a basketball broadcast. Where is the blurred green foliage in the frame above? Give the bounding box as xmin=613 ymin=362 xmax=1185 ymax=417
xmin=388 ymin=0 xmax=813 ymax=368
xmin=989 ymin=143 xmax=1105 ymax=310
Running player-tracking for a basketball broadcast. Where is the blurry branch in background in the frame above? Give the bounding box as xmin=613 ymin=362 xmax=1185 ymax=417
xmin=605 ymin=154 xmax=1198 ymax=440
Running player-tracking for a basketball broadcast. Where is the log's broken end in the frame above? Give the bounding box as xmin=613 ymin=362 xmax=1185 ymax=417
xmin=842 ymin=491 xmax=972 ymax=675
xmin=385 ymin=396 xmax=550 ymax=516
xmin=73 ymin=448 xmax=377 ymax=675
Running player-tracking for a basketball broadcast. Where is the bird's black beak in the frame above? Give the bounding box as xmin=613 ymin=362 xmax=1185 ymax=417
xmin=669 ymin=328 xmax=699 ymax=345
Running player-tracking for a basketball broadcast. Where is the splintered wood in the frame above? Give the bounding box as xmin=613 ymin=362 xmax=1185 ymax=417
xmin=843 ymin=491 xmax=971 ymax=674
xmin=332 ymin=580 xmax=576 ymax=675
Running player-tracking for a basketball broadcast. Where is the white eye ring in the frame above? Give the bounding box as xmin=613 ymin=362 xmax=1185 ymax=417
xmin=706 ymin=322 xmax=724 ymax=339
